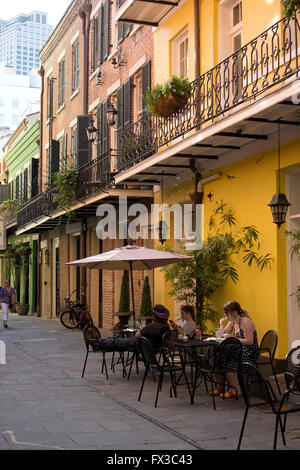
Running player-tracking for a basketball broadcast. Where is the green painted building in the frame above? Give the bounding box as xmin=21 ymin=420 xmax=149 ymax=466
xmin=2 ymin=113 xmax=40 ymax=315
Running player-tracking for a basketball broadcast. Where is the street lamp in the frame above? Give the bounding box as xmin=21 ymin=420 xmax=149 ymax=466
xmin=86 ymin=115 xmax=97 ymax=143
xmin=106 ymin=98 xmax=118 ymax=127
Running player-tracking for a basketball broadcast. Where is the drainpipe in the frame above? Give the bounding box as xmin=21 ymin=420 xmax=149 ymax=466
xmin=194 ymin=0 xmax=201 ymax=131
xmin=78 ymin=2 xmax=91 ymax=306
xmin=36 ymin=65 xmax=45 ymax=317
xmin=194 ymin=0 xmax=200 ymax=78
xmin=37 ymin=66 xmax=44 ymax=192
xmin=79 ymin=1 xmax=92 ymax=115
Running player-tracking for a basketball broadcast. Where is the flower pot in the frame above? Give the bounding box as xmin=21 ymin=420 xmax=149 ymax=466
xmin=154 ymin=91 xmax=190 ymax=118
xmin=16 ymin=304 xmax=29 ymax=316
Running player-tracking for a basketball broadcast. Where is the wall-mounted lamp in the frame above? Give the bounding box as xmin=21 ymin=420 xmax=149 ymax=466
xmin=43 ymin=249 xmax=49 ymax=265
xmin=106 ymin=98 xmax=118 ymax=127
xmin=86 ymin=114 xmax=98 ymax=143
xmin=111 ymin=46 xmax=126 ymax=69
xmin=96 ymin=68 xmax=104 ymax=86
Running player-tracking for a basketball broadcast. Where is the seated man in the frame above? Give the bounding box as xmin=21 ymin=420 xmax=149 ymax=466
xmin=95 ymin=304 xmax=170 ymax=354
xmin=135 ymin=304 xmax=170 ymax=352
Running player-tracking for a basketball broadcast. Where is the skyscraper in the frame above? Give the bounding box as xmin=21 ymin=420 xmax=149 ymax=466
xmin=0 ymin=11 xmax=53 ymax=76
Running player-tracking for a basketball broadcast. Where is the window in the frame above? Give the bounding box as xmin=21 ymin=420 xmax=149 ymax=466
xmin=72 ymin=41 xmax=79 ymax=92
xmin=172 ymin=29 xmax=189 ymax=79
xmin=231 ymin=1 xmax=242 ymax=52
xmin=47 ymin=76 xmax=54 ymax=119
xmin=93 ymin=11 xmax=102 ymax=70
xmin=133 ymin=73 xmax=143 ymax=122
xmin=58 ymin=58 xmax=65 ymax=107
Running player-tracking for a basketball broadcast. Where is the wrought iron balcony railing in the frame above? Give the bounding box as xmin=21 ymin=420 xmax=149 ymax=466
xmin=17 ymin=190 xmax=52 ymax=229
xmin=75 ymin=150 xmax=116 ymax=201
xmin=118 ymin=16 xmax=300 ymax=171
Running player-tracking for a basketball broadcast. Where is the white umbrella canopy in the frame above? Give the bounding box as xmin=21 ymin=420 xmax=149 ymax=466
xmin=67 ymin=244 xmax=192 ymax=323
xmin=67 ymin=244 xmax=191 ymax=270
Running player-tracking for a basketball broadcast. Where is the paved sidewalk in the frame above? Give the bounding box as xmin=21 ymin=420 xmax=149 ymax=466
xmin=0 ymin=314 xmax=299 ymax=451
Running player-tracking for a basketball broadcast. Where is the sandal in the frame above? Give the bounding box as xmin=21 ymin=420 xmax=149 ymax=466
xmin=220 ymin=389 xmax=240 ymax=398
xmin=210 ymin=386 xmax=223 ymax=396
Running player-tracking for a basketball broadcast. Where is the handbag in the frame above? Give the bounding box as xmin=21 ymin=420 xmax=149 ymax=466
xmin=9 ymin=303 xmax=13 ymax=309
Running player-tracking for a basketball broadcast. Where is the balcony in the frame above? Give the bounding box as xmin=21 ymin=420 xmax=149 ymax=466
xmin=16 ymin=191 xmax=52 ymax=231
xmin=116 ymin=0 xmax=179 ymax=27
xmin=75 ymin=150 xmax=116 ymax=201
xmin=118 ymin=16 xmax=300 ymax=171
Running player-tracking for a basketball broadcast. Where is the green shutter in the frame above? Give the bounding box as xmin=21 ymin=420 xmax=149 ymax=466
xmin=102 ymin=100 xmax=108 ymax=152
xmin=98 ymin=6 xmax=103 ymax=64
xmin=103 ymin=0 xmax=110 ymax=60
xmin=97 ymin=103 xmax=102 ymax=157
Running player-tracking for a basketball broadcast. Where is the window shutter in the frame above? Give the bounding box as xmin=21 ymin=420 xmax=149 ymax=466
xmin=97 ymin=104 xmax=102 ymax=158
xmin=31 ymin=159 xmax=39 ymax=198
xmin=50 ymin=140 xmax=60 ymax=179
xmin=142 ymin=60 xmax=151 ymax=113
xmin=23 ymin=169 xmax=28 ymax=202
xmin=98 ymin=6 xmax=103 ymax=64
xmin=48 ymin=77 xmax=54 ymax=119
xmin=123 ymin=79 xmax=131 ymax=130
xmin=76 ymin=115 xmax=90 ymax=168
xmin=124 ymin=23 xmax=131 ymax=38
xmin=102 ymin=99 xmax=108 ymax=152
xmin=103 ymin=0 xmax=110 ymax=60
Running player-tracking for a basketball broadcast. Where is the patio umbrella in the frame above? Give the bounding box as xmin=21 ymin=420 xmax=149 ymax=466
xmin=67 ymin=244 xmax=192 ymax=323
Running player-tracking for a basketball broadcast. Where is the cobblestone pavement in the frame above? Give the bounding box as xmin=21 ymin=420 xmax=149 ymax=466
xmin=0 ymin=314 xmax=299 ymax=451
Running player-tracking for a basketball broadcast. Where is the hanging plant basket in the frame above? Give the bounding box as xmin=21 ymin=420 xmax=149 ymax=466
xmin=153 ymin=90 xmax=191 ymax=119
xmin=4 ymin=247 xmax=17 ymax=259
xmin=145 ymin=75 xmax=193 ymax=119
xmin=15 ymin=245 xmax=32 ymax=257
xmin=282 ymin=0 xmax=300 ymax=18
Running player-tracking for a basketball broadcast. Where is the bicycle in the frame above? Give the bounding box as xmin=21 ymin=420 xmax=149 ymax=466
xmin=60 ymin=289 xmax=93 ymax=330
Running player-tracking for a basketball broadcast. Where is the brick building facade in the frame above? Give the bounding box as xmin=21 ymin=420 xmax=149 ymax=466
xmin=33 ymin=0 xmax=155 ymax=326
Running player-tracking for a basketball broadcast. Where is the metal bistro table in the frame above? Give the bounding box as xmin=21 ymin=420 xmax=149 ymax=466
xmin=169 ymin=338 xmax=221 ymax=404
xmin=110 ymin=328 xmax=140 ymax=377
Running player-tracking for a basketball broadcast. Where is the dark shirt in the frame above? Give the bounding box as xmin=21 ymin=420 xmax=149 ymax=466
xmin=139 ymin=321 xmax=170 ymax=352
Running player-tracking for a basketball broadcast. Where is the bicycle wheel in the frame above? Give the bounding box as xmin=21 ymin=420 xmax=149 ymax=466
xmin=60 ymin=310 xmax=79 ymax=329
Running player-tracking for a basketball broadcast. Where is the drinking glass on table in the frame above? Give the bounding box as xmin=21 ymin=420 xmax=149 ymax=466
xmin=215 ymin=328 xmax=222 ymax=339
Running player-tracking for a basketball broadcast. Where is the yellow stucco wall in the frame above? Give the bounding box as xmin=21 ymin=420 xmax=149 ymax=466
xmin=153 ymin=137 xmax=300 ymax=358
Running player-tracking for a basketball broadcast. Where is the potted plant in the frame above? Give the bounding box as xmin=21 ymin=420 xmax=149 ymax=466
xmin=145 ymin=75 xmax=193 ymax=119
xmin=51 ymin=161 xmax=79 ymax=223
xmin=114 ymin=271 xmax=131 ymax=328
xmin=4 ymin=246 xmax=17 ymax=259
xmin=281 ymin=0 xmax=300 ymax=18
xmin=139 ymin=276 xmax=152 ymax=325
xmin=15 ymin=244 xmax=32 ymax=258
xmin=161 ymin=200 xmax=273 ymax=331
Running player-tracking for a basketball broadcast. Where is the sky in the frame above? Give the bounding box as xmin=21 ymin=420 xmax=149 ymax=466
xmin=1 ymin=0 xmax=73 ymax=28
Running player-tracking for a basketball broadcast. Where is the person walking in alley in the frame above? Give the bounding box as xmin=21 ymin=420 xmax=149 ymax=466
xmin=0 ymin=280 xmax=16 ymax=328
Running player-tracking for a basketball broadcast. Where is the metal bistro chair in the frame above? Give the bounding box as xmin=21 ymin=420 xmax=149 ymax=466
xmin=138 ymin=336 xmax=191 ymax=408
xmin=256 ymin=329 xmax=281 ymax=395
xmin=197 ymin=337 xmax=243 ymax=410
xmin=237 ymin=362 xmax=300 ymax=450
xmin=82 ymin=325 xmax=109 ymax=380
xmin=284 ymin=346 xmax=300 ymax=395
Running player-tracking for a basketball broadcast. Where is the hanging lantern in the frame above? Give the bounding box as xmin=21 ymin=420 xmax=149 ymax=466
xmin=86 ymin=115 xmax=97 ymax=143
xmin=157 ymin=219 xmax=169 ymax=245
xmin=268 ymin=121 xmax=292 ymax=228
xmin=268 ymin=192 xmax=291 ymax=228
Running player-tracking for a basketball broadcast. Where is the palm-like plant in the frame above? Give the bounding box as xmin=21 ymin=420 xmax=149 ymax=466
xmin=161 ymin=200 xmax=273 ymax=330
xmin=285 ymin=229 xmax=300 ymax=307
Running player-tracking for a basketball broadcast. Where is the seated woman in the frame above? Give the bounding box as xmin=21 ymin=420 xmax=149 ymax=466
xmin=212 ymin=300 xmax=260 ymax=398
xmin=135 ymin=304 xmax=170 ymax=352
xmin=169 ymin=306 xmax=196 ymax=339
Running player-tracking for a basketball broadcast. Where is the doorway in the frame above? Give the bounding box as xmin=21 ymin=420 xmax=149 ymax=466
xmin=286 ymin=169 xmax=300 ymax=348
